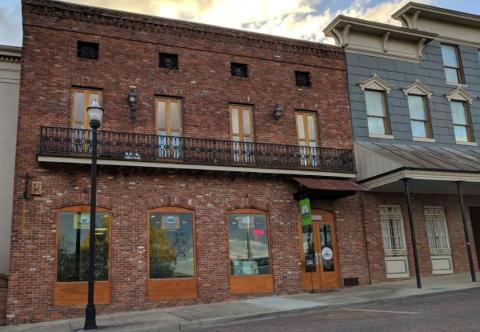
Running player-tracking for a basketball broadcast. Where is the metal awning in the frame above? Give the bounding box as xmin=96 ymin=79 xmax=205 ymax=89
xmin=355 ymin=142 xmax=480 ymax=194
xmin=293 ymin=177 xmax=364 ymax=200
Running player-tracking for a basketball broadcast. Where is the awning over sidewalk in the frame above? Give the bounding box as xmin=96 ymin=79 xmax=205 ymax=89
xmin=293 ymin=177 xmax=364 ymax=200
xmin=356 ymin=142 xmax=480 ymax=193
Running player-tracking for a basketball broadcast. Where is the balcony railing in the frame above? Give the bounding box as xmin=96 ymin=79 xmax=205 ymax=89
xmin=38 ymin=127 xmax=355 ymax=173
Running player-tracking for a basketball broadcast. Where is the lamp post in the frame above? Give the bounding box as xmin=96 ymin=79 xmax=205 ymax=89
xmin=84 ymin=99 xmax=104 ymax=330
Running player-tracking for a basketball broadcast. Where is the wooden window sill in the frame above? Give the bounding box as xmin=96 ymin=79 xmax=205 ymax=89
xmin=230 ymin=274 xmax=274 ymax=295
xmin=147 ymin=278 xmax=197 ymax=301
xmin=54 ymin=281 xmax=110 ymax=306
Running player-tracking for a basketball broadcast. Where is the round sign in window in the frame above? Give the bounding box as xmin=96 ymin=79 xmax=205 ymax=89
xmin=321 ymin=247 xmax=333 ymax=261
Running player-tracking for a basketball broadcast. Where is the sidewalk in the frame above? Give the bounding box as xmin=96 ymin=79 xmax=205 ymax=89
xmin=2 ymin=273 xmax=479 ymax=332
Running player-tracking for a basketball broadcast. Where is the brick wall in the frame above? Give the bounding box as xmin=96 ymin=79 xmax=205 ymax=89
xmin=360 ymin=192 xmax=479 ymax=284
xmin=0 ymin=275 xmax=7 ymax=326
xmin=7 ymin=0 xmax=355 ymax=325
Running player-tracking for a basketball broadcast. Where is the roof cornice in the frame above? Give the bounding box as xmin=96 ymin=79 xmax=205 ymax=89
xmin=22 ymin=0 xmax=343 ymax=59
xmin=392 ymin=2 xmax=480 ymax=29
xmin=0 ymin=45 xmax=22 ymax=63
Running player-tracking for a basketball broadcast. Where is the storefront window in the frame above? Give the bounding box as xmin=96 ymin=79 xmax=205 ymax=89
xmin=57 ymin=210 xmax=110 ymax=282
xmin=149 ymin=212 xmax=194 ymax=278
xmin=228 ymin=214 xmax=270 ymax=275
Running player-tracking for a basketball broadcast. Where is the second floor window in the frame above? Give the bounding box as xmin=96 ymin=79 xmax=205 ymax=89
xmin=441 ymin=44 xmax=463 ymax=85
xmin=230 ymin=105 xmax=254 ymax=163
xmin=295 ymin=111 xmax=319 ymax=166
xmin=365 ymin=90 xmax=390 ymax=136
xmin=156 ymin=97 xmax=182 ymax=159
xmin=72 ymin=88 xmax=103 ymax=129
xmin=450 ymin=100 xmax=473 ymax=143
xmin=407 ymin=95 xmax=432 ymax=139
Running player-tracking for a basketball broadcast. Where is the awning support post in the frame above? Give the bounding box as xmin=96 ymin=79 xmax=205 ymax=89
xmin=456 ymin=181 xmax=476 ymax=282
xmin=402 ymin=178 xmax=422 ymax=289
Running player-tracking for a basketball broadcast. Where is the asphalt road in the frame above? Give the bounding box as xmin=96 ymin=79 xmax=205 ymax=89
xmin=193 ymin=288 xmax=480 ymax=332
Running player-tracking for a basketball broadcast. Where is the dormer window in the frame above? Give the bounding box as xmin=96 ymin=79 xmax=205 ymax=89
xmin=359 ymin=74 xmax=392 ymax=137
xmin=159 ymin=53 xmax=179 ymax=70
xmin=295 ymin=71 xmax=311 ymax=87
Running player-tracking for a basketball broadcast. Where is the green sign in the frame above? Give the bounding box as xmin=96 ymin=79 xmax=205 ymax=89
xmin=299 ymin=198 xmax=312 ymax=226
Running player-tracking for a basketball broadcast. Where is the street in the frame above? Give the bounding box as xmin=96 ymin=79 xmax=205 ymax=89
xmin=194 ymin=288 xmax=480 ymax=332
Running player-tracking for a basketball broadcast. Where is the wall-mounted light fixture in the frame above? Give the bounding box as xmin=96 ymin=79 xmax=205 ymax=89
xmin=273 ymin=104 xmax=284 ymax=120
xmin=127 ymin=86 xmax=137 ymax=121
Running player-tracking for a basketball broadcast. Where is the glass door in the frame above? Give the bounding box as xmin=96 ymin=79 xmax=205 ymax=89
xmin=301 ymin=210 xmax=340 ymax=290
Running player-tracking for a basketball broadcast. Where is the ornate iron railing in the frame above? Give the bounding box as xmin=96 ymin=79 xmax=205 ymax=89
xmin=38 ymin=126 xmax=355 ymax=172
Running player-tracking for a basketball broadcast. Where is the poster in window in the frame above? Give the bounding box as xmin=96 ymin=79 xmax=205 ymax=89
xmin=161 ymin=215 xmax=180 ymax=230
xmin=73 ymin=213 xmax=90 ymax=229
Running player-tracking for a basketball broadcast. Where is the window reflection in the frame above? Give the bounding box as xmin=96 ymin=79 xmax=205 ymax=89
xmin=228 ymin=214 xmax=270 ymax=275
xmin=57 ymin=211 xmax=110 ymax=282
xmin=149 ymin=213 xmax=194 ymax=278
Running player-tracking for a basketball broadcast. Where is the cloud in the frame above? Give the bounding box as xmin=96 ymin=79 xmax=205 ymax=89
xmin=0 ymin=2 xmax=22 ymax=46
xmin=66 ymin=0 xmax=434 ymax=44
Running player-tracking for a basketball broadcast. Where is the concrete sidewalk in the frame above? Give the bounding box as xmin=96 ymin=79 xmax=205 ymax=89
xmin=2 ymin=273 xmax=479 ymax=332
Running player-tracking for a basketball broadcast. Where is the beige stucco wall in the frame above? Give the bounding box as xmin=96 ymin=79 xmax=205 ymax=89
xmin=0 ymin=46 xmax=21 ymax=275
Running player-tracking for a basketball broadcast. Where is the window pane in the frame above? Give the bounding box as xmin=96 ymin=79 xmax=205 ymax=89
xmin=444 ymin=68 xmax=459 ymax=84
xmin=441 ymin=45 xmax=459 ymax=68
xmin=57 ymin=212 xmax=110 ymax=282
xmin=296 ymin=114 xmax=305 ymax=140
xmin=170 ymin=102 xmax=180 ymax=132
xmin=454 ymin=125 xmax=468 ymax=142
xmin=242 ymin=109 xmax=251 ymax=135
xmin=411 ymin=120 xmax=427 ymax=138
xmin=302 ymin=226 xmax=316 ymax=272
xmin=365 ymin=90 xmax=386 ymax=117
xmin=307 ymin=115 xmax=316 ymax=141
xmin=228 ymin=214 xmax=270 ymax=276
xmin=368 ymin=117 xmax=386 ymax=135
xmin=73 ymin=92 xmax=85 ymax=127
xmin=319 ymin=224 xmax=334 ymax=272
xmin=231 ymin=108 xmax=239 ymax=135
xmin=157 ymin=101 xmax=166 ymax=132
xmin=451 ymin=101 xmax=467 ymax=125
xmin=149 ymin=213 xmax=194 ymax=278
xmin=408 ymin=95 xmax=426 ymax=120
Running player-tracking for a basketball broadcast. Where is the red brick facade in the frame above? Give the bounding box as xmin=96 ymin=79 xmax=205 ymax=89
xmin=7 ymin=0 xmax=357 ymax=325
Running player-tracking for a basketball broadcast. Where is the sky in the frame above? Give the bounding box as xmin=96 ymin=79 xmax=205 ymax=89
xmin=2 ymin=0 xmax=480 ymax=47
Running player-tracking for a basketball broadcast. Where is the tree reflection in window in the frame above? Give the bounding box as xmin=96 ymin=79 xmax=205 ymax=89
xmin=149 ymin=212 xmax=194 ymax=278
xmin=57 ymin=211 xmax=110 ymax=282
xmin=228 ymin=214 xmax=270 ymax=276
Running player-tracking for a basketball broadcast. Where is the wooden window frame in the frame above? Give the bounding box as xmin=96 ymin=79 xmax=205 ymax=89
xmin=226 ymin=208 xmax=274 ymax=295
xmin=365 ymin=89 xmax=392 ymax=135
xmin=228 ymin=104 xmax=255 ymax=142
xmin=155 ymin=97 xmax=183 ymax=137
xmin=441 ymin=44 xmax=464 ymax=85
xmin=295 ymin=110 xmax=319 ymax=147
xmin=54 ymin=206 xmax=111 ymax=306
xmin=450 ymin=100 xmax=474 ymax=143
xmin=407 ymin=94 xmax=433 ymax=139
xmin=147 ymin=207 xmax=197 ymax=301
xmin=71 ymin=88 xmax=103 ymax=129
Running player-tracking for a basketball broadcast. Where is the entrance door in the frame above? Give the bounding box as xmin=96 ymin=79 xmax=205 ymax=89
xmin=424 ymin=207 xmax=453 ymax=274
xmin=469 ymin=208 xmax=480 ymax=270
xmin=301 ymin=210 xmax=340 ymax=290
xmin=379 ymin=205 xmax=409 ymax=278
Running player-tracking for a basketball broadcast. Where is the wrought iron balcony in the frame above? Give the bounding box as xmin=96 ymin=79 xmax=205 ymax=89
xmin=38 ymin=127 xmax=355 ymax=173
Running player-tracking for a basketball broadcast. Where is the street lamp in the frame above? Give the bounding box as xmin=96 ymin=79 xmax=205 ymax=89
xmin=84 ymin=99 xmax=104 ymax=330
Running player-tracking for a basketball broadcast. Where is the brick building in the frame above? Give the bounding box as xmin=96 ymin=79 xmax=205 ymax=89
xmin=5 ymin=0 xmax=365 ymax=324
xmin=325 ymin=2 xmax=480 ymax=284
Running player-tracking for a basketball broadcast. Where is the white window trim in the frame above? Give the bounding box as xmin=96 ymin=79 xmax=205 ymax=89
xmin=446 ymin=87 xmax=474 ymax=104
xmin=402 ymin=80 xmax=433 ymax=98
xmin=358 ymin=74 xmax=391 ymax=93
